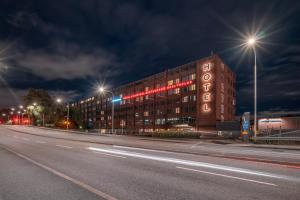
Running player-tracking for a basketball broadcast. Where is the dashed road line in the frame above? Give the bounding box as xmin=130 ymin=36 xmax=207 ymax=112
xmin=36 ymin=140 xmax=46 ymax=144
xmin=55 ymin=145 xmax=72 ymax=149
xmin=176 ymin=166 xmax=278 ymax=187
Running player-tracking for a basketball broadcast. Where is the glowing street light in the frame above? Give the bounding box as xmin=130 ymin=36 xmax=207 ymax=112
xmin=247 ymin=36 xmax=258 ymax=138
xmin=98 ymin=86 xmax=115 ymax=134
xmin=98 ymin=87 xmax=105 ymax=93
xmin=33 ymin=102 xmax=37 ymax=106
xmin=56 ymin=98 xmax=70 ymax=129
xmin=19 ymin=105 xmax=23 ymax=109
xmin=11 ymin=107 xmax=15 ymax=111
xmin=247 ymin=37 xmax=256 ymax=45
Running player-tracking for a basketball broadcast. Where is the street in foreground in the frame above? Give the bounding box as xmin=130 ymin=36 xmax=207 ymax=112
xmin=0 ymin=125 xmax=300 ymax=200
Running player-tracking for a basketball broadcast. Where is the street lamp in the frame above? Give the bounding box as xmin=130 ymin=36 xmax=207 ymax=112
xmin=17 ymin=111 xmax=21 ymax=125
xmin=56 ymin=98 xmax=70 ymax=129
xmin=98 ymin=86 xmax=115 ymax=134
xmin=247 ymin=36 xmax=258 ymax=138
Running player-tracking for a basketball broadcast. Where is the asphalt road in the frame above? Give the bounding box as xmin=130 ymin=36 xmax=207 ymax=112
xmin=0 ymin=126 xmax=300 ymax=200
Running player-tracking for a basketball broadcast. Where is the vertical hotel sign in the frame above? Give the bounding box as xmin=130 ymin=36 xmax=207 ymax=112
xmin=202 ymin=62 xmax=213 ymax=112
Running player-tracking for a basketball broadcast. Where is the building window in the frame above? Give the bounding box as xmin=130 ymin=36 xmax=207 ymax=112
xmin=174 ymin=88 xmax=180 ymax=94
xmin=189 ymin=73 xmax=196 ymax=80
xmin=221 ymin=104 xmax=224 ymax=114
xmin=168 ymin=80 xmax=173 ymax=86
xmin=144 ymin=111 xmax=149 ymax=117
xmin=175 ymin=107 xmax=180 ymax=114
xmin=183 ymin=96 xmax=188 ymax=103
xmin=191 ymin=95 xmax=196 ymax=101
xmin=175 ymin=78 xmax=180 ymax=83
xmin=189 ymin=84 xmax=196 ymax=91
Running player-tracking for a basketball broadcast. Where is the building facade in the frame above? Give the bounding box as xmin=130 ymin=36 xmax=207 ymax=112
xmin=72 ymin=54 xmax=236 ymax=134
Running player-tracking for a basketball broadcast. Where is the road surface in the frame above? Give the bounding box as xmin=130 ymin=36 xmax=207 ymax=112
xmin=0 ymin=125 xmax=299 ymax=200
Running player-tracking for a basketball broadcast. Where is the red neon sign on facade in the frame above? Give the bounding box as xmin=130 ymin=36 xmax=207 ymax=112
xmin=123 ymin=80 xmax=193 ymax=100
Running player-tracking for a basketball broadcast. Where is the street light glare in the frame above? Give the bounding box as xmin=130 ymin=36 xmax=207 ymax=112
xmin=248 ymin=37 xmax=256 ymax=45
xmin=56 ymin=98 xmax=62 ymax=103
xmin=98 ymin=87 xmax=105 ymax=93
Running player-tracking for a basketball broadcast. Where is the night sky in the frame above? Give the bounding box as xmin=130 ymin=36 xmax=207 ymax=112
xmin=0 ymin=0 xmax=299 ymax=116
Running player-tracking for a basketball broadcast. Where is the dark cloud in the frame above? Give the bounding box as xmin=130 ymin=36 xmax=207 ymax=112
xmin=15 ymin=40 xmax=118 ymax=80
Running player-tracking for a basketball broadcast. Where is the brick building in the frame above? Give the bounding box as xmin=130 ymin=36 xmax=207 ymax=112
xmin=71 ymin=54 xmax=236 ymax=134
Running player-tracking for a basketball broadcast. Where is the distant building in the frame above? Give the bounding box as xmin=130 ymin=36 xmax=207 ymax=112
xmin=72 ymin=54 xmax=236 ymax=134
xmin=258 ymin=116 xmax=300 ymax=131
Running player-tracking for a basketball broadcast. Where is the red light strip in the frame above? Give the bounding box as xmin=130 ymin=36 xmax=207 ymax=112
xmin=123 ymin=80 xmax=193 ymax=100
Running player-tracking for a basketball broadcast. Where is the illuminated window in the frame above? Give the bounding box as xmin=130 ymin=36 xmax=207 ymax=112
xmin=190 ymin=73 xmax=196 ymax=80
xmin=175 ymin=107 xmax=180 ymax=114
xmin=191 ymin=95 xmax=196 ymax=101
xmin=174 ymin=88 xmax=180 ymax=94
xmin=168 ymin=80 xmax=173 ymax=86
xmin=175 ymin=78 xmax=180 ymax=83
xmin=189 ymin=84 xmax=196 ymax=91
xmin=144 ymin=111 xmax=149 ymax=116
xmin=183 ymin=96 xmax=188 ymax=102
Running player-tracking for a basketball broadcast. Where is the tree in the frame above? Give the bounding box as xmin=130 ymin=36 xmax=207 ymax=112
xmin=23 ymin=89 xmax=55 ymax=125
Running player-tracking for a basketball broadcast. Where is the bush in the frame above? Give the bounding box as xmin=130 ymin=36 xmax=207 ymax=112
xmin=150 ymin=131 xmax=201 ymax=138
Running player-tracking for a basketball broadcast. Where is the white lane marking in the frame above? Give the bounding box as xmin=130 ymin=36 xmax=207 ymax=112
xmin=191 ymin=142 xmax=203 ymax=149
xmin=21 ymin=138 xmax=30 ymax=141
xmin=36 ymin=140 xmax=46 ymax=144
xmin=113 ymin=145 xmax=167 ymax=153
xmin=177 ymin=166 xmax=277 ymax=187
xmin=55 ymin=145 xmax=72 ymax=149
xmin=93 ymin=151 xmax=126 ymax=159
xmin=1 ymin=146 xmax=117 ymax=200
xmin=88 ymin=147 xmax=297 ymax=181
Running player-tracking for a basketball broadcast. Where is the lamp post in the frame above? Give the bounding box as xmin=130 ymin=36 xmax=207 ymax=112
xmin=2 ymin=113 xmax=6 ymax=123
xmin=17 ymin=111 xmax=21 ymax=125
xmin=56 ymin=98 xmax=70 ymax=129
xmin=247 ymin=37 xmax=257 ymax=138
xmin=98 ymin=87 xmax=115 ymax=134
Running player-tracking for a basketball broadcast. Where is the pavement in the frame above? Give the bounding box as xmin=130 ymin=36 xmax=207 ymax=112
xmin=0 ymin=125 xmax=300 ymax=200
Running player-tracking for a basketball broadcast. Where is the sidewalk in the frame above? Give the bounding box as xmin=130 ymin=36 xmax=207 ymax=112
xmin=35 ymin=126 xmax=300 ymax=151
xmin=38 ymin=126 xmax=300 ymax=151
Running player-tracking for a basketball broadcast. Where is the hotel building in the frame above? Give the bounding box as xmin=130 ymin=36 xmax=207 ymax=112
xmin=72 ymin=54 xmax=236 ymax=134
